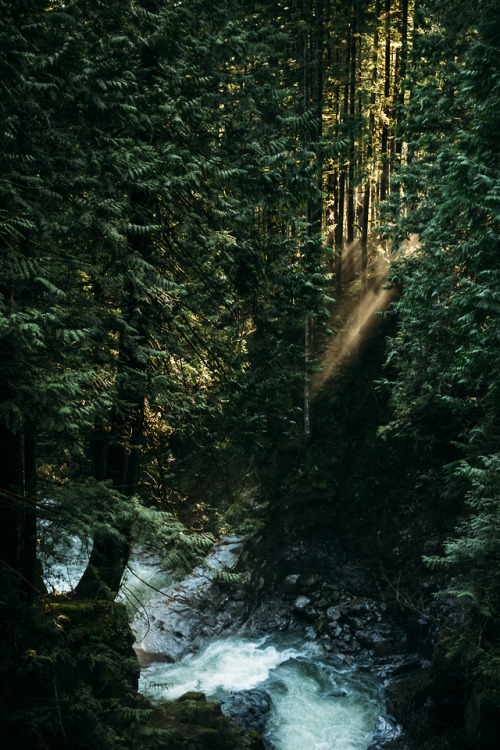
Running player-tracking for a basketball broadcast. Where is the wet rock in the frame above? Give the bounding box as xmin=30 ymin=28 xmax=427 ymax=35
xmin=329 ymin=623 xmax=342 ymax=638
xmin=326 ymin=606 xmax=341 ymax=621
xmin=233 ymin=588 xmax=248 ymax=601
xmin=355 ymin=630 xmax=374 ymax=649
xmin=293 ymin=595 xmax=311 ymax=612
xmin=304 ymin=626 xmax=317 ymax=640
xmin=221 ymin=689 xmax=272 ymax=733
xmin=302 ymin=574 xmax=322 ymax=589
xmin=367 ymin=713 xmax=408 ymax=750
xmin=150 ymin=693 xmax=265 ymax=749
xmin=371 ymin=633 xmax=398 ymax=657
xmin=347 ymin=616 xmax=366 ymax=631
xmin=348 ymin=600 xmax=371 ymax=615
xmin=325 ymin=653 xmax=346 ymax=669
xmin=132 ymin=536 xmax=249 ymax=663
xmin=389 ymin=655 xmax=424 ymax=677
xmin=304 ymin=605 xmax=318 ymax=620
xmin=323 ymin=688 xmax=347 ymax=698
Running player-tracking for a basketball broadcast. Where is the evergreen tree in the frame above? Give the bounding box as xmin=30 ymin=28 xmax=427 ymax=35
xmin=385 ymin=0 xmax=500 ymax=707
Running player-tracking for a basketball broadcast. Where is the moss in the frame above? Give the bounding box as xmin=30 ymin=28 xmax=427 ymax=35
xmin=1 ymin=590 xmax=142 ymax=750
xmin=145 ymin=693 xmax=265 ymax=749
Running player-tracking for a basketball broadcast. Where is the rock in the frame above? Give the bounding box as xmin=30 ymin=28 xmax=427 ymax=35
xmin=293 ymin=595 xmax=311 ymax=612
xmin=304 ymin=605 xmax=318 ymax=620
xmin=221 ymin=689 xmax=272 ymax=733
xmin=389 ymin=655 xmax=424 ymax=677
xmin=323 ymin=689 xmax=347 ymax=698
xmin=355 ymin=630 xmax=374 ymax=649
xmin=347 ymin=616 xmax=366 ymax=631
xmin=325 ymin=653 xmax=346 ymax=669
xmin=177 ymin=691 xmax=207 ymax=702
xmin=326 ymin=606 xmax=341 ymax=621
xmin=367 ymin=713 xmax=407 ymax=750
xmin=283 ymin=574 xmax=301 ymax=593
xmin=348 ymin=600 xmax=370 ymax=615
xmin=371 ymin=633 xmax=397 ymax=657
xmin=329 ymin=623 xmax=342 ymax=638
xmin=132 ymin=536 xmax=249 ymax=663
xmin=133 ymin=648 xmax=174 ymax=666
xmin=233 ymin=588 xmax=248 ymax=601
xmin=150 ymin=693 xmax=265 ymax=749
xmin=302 ymin=574 xmax=321 ymax=588
xmin=207 ymin=537 xmax=245 ymax=571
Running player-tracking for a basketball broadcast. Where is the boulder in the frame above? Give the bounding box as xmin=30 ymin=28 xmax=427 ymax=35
xmin=283 ymin=574 xmax=301 ymax=593
xmin=221 ymin=689 xmax=272 ymax=733
xmin=293 ymin=595 xmax=311 ymax=612
xmin=132 ymin=537 xmax=248 ymax=663
xmin=326 ymin=606 xmax=341 ymax=621
xmin=322 ymin=688 xmax=347 ymax=698
xmin=367 ymin=713 xmax=408 ymax=750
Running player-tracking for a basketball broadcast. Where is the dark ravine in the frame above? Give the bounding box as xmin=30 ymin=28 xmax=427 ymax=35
xmin=132 ymin=531 xmax=477 ymax=750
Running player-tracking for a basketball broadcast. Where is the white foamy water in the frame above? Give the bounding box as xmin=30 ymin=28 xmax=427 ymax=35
xmin=264 ymin=655 xmax=381 ymax=750
xmin=139 ymin=634 xmax=383 ymax=749
xmin=140 ymin=635 xmax=301 ymax=700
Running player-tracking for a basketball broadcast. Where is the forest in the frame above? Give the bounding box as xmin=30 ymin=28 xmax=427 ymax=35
xmin=1 ymin=0 xmax=499 ymax=748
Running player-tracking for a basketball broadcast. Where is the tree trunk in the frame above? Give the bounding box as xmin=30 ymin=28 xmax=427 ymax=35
xmin=361 ymin=181 xmax=370 ymax=287
xmin=347 ymin=6 xmax=357 ymax=246
xmin=396 ymin=0 xmax=408 ymax=161
xmin=0 ymin=405 xmax=24 ymax=577
xmin=22 ymin=427 xmax=38 ymax=599
xmin=380 ymin=0 xmax=391 ymax=202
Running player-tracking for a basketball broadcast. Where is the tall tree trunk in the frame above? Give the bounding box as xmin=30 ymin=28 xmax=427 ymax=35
xmin=396 ymin=0 xmax=408 ymax=161
xmin=23 ymin=427 xmax=38 ymax=599
xmin=347 ymin=6 xmax=357 ymax=246
xmin=361 ymin=0 xmax=381 ymax=287
xmin=0 ymin=123 xmax=38 ymax=597
xmin=335 ymin=11 xmax=351 ymax=294
xmin=361 ymin=181 xmax=370 ymax=287
xmin=380 ymin=0 xmax=391 ymax=202
xmin=76 ymin=189 xmax=150 ymax=600
xmin=303 ymin=0 xmax=323 ymax=438
xmin=0 ymin=387 xmax=24 ymax=579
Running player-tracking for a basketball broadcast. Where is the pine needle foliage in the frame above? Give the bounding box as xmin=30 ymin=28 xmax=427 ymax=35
xmin=384 ymin=0 xmax=500 ymax=710
xmin=1 ymin=0 xmax=332 ymax=744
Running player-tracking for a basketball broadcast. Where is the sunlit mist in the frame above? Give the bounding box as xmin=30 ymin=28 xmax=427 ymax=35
xmin=312 ymin=255 xmax=398 ymax=395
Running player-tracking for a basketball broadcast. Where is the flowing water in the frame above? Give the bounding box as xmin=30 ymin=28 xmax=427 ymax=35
xmin=43 ymin=541 xmax=384 ymax=747
xmin=140 ymin=634 xmax=383 ymax=749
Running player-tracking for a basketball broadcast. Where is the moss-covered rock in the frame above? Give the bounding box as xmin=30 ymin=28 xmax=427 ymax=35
xmin=145 ymin=692 xmax=265 ymax=749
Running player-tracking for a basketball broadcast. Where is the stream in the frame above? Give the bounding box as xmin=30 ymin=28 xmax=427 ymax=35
xmin=44 ymin=540 xmax=386 ymax=749
xmin=139 ymin=634 xmax=383 ymax=749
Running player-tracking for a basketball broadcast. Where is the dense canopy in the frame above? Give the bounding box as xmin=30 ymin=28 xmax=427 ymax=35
xmin=1 ymin=0 xmax=499 ymax=747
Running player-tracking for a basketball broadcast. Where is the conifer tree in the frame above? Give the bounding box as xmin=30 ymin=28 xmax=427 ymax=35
xmin=385 ymin=0 xmax=500 ymax=707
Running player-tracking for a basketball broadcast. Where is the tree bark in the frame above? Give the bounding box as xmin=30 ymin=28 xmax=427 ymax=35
xmin=396 ymin=0 xmax=408 ymax=161
xmin=347 ymin=6 xmax=357 ymax=246
xmin=380 ymin=0 xmax=391 ymax=202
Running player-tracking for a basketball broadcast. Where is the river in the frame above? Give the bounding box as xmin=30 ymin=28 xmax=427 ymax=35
xmin=44 ymin=540 xmax=384 ymax=748
xmin=139 ymin=633 xmax=383 ymax=749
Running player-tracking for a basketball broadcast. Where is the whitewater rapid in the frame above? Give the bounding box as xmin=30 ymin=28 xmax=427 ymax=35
xmin=139 ymin=633 xmax=383 ymax=750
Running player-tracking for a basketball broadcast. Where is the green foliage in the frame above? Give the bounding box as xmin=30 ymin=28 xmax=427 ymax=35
xmin=384 ymin=0 xmax=500 ymax=709
xmin=0 ymin=584 xmax=141 ymax=750
xmin=425 ymin=454 xmax=500 ymax=707
xmin=0 ymin=0 xmax=333 ymax=740
xmin=384 ymin=0 xmax=500 ymax=456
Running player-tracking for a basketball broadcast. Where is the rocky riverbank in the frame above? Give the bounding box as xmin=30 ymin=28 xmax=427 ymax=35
xmin=132 ymin=531 xmax=475 ymax=750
